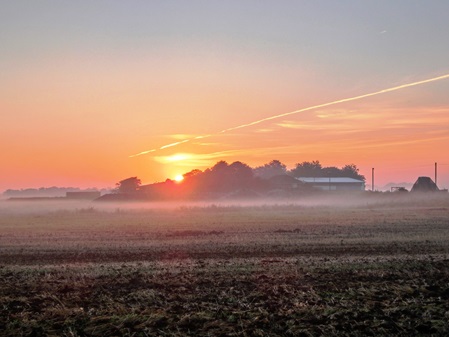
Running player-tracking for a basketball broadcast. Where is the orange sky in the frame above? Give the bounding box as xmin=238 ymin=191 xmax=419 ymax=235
xmin=1 ymin=2 xmax=449 ymax=191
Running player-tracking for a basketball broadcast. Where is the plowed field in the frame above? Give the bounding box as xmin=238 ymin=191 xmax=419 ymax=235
xmin=1 ymin=195 xmax=449 ymax=336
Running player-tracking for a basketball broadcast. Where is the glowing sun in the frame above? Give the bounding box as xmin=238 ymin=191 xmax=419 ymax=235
xmin=174 ymin=174 xmax=184 ymax=182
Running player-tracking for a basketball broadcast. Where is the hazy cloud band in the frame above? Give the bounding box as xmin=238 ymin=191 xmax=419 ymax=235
xmin=130 ymin=73 xmax=449 ymax=158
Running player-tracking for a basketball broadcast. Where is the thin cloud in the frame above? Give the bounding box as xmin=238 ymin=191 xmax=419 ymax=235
xmin=170 ymin=134 xmax=201 ymax=140
xmin=344 ymin=133 xmax=449 ymax=150
xmin=276 ymin=122 xmax=308 ymax=129
xmin=129 ymin=73 xmax=449 ymax=158
xmin=254 ymin=128 xmax=275 ymax=133
xmin=193 ymin=142 xmax=224 ymax=147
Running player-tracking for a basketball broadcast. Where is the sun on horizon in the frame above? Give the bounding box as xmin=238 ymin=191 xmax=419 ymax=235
xmin=174 ymin=174 xmax=184 ymax=182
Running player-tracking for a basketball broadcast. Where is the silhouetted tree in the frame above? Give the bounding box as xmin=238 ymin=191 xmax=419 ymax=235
xmin=183 ymin=169 xmax=202 ymax=179
xmin=253 ymin=160 xmax=287 ymax=179
xmin=290 ymin=161 xmax=365 ymax=181
xmin=322 ymin=166 xmax=341 ymax=177
xmin=178 ymin=169 xmax=204 ymax=196
xmin=228 ymin=161 xmax=254 ymax=186
xmin=290 ymin=160 xmax=322 ymax=177
xmin=210 ymin=161 xmax=229 ymax=174
xmin=341 ymin=164 xmax=365 ymax=181
xmin=192 ymin=161 xmax=255 ymax=193
xmin=115 ymin=177 xmax=141 ymax=193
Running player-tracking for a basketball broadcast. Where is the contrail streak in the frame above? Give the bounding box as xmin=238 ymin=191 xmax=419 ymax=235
xmin=218 ymin=73 xmax=449 ymax=133
xmin=129 ymin=73 xmax=449 ymax=157
xmin=129 ymin=149 xmax=156 ymax=158
xmin=160 ymin=139 xmax=190 ymax=150
xmin=129 ymin=139 xmax=191 ymax=158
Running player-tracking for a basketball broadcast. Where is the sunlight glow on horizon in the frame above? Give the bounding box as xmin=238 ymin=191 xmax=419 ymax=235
xmin=174 ymin=174 xmax=184 ymax=182
xmin=3 ymin=2 xmax=449 ymax=191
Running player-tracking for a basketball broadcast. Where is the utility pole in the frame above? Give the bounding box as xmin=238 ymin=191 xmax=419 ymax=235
xmin=372 ymin=168 xmax=374 ymax=192
xmin=435 ymin=162 xmax=438 ymax=187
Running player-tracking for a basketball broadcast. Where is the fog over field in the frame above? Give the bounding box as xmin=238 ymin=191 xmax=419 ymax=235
xmin=1 ymin=191 xmax=447 ymax=215
xmin=2 ymin=193 xmax=449 ymax=335
xmin=1 ymin=193 xmax=449 ymax=264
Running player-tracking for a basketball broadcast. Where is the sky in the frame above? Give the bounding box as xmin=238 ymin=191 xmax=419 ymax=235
xmin=2 ymin=0 xmax=449 ymax=191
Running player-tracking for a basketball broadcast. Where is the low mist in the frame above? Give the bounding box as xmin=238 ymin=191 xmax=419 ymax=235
xmin=1 ymin=191 xmax=447 ymax=216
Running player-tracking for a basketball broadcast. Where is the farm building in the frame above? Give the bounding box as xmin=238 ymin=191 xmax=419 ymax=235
xmin=295 ymin=177 xmax=365 ymax=191
xmin=411 ymin=176 xmax=439 ymax=192
xmin=268 ymin=175 xmax=302 ymax=190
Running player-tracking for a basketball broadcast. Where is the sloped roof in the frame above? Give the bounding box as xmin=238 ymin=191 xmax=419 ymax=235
xmin=411 ymin=176 xmax=439 ymax=192
xmin=269 ymin=174 xmax=300 ymax=184
xmin=296 ymin=177 xmax=364 ymax=184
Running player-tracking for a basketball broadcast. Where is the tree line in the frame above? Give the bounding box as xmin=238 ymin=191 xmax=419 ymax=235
xmin=2 ymin=187 xmax=110 ymax=198
xmin=115 ymin=160 xmax=365 ymax=195
xmin=254 ymin=160 xmax=365 ymax=181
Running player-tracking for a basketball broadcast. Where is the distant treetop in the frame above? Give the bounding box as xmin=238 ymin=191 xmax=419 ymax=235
xmin=253 ymin=160 xmax=287 ymax=179
xmin=115 ymin=177 xmax=141 ymax=194
xmin=290 ymin=161 xmax=365 ymax=181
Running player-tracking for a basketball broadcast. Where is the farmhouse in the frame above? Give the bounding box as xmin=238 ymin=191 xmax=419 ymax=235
xmin=296 ymin=177 xmax=365 ymax=191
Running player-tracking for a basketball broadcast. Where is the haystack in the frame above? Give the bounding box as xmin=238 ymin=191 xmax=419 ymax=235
xmin=411 ymin=176 xmax=439 ymax=192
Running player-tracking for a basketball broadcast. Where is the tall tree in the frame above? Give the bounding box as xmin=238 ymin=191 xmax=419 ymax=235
xmin=290 ymin=160 xmax=322 ymax=177
xmin=228 ymin=161 xmax=254 ymax=186
xmin=322 ymin=166 xmax=341 ymax=177
xmin=290 ymin=161 xmax=365 ymax=181
xmin=253 ymin=160 xmax=287 ymax=179
xmin=115 ymin=177 xmax=141 ymax=193
xmin=341 ymin=164 xmax=365 ymax=181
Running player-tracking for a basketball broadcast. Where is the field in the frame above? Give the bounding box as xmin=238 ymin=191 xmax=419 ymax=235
xmin=1 ymin=193 xmax=449 ymax=336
